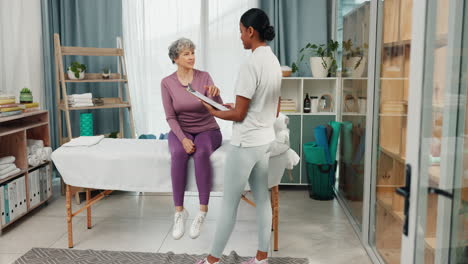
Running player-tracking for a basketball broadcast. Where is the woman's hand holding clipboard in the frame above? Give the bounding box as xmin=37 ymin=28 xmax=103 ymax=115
xmin=186 ymin=83 xmax=229 ymax=111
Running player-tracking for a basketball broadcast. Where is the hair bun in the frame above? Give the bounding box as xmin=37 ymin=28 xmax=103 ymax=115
xmin=263 ymin=25 xmax=275 ymax=41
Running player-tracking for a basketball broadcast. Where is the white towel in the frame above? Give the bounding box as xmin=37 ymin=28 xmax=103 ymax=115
xmin=42 ymin=147 xmax=53 ymax=161
xmin=36 ymin=148 xmax=47 ymax=161
xmin=29 ymin=145 xmax=41 ymax=156
xmin=63 ymin=135 xmax=105 ymax=147
xmin=68 ymin=98 xmax=93 ymax=103
xmin=0 ymin=164 xmax=16 ymax=175
xmin=27 ymin=139 xmax=44 ymax=148
xmin=0 ymin=163 xmax=13 ymax=170
xmin=69 ymin=93 xmax=92 ymax=99
xmin=0 ymin=168 xmax=21 ymax=180
xmin=28 ymin=155 xmax=41 ymax=167
xmin=0 ymin=156 xmax=15 ymax=165
xmin=70 ymin=103 xmax=94 ymax=107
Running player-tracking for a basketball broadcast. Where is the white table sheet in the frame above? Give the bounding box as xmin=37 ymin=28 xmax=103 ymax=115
xmin=52 ymin=139 xmax=294 ymax=193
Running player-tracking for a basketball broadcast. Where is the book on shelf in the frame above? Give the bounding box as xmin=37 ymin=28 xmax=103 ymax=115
xmin=23 ymin=102 xmax=39 ymax=108
xmin=23 ymin=107 xmax=40 ymax=113
xmin=0 ymin=110 xmax=22 ymax=117
xmin=0 ymin=95 xmax=16 ymax=106
xmin=0 ymin=103 xmax=20 ymax=109
xmin=0 ymin=106 xmax=25 ymax=113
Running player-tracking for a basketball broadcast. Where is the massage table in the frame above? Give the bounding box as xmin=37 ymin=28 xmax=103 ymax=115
xmin=52 ymin=137 xmax=299 ymax=250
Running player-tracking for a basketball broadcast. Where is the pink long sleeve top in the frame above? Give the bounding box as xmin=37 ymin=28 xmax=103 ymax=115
xmin=161 ymin=69 xmax=223 ymax=142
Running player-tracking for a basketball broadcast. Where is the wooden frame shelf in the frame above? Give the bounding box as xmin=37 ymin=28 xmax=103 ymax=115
xmin=64 ymin=73 xmax=127 ymax=83
xmin=61 ymin=46 xmax=124 ymax=56
xmin=58 ymin=98 xmax=131 ymax=111
xmin=54 ymin=33 xmax=135 ymax=145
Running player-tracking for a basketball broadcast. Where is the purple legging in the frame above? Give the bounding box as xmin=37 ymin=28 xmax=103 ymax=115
xmin=168 ymin=129 xmax=222 ymax=207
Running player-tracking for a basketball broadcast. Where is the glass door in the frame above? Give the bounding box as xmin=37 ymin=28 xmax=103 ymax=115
xmin=401 ymin=0 xmax=467 ymax=263
xmin=369 ymin=0 xmax=412 ymax=262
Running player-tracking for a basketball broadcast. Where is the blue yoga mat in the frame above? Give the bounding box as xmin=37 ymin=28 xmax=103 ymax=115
xmin=314 ymin=125 xmax=331 ymax=164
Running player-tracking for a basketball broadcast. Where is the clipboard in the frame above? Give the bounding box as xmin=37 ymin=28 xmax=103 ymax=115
xmin=186 ymin=83 xmax=229 ymax=111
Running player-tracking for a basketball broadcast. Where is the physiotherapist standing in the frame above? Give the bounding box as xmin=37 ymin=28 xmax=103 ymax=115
xmin=196 ymin=8 xmax=282 ymax=264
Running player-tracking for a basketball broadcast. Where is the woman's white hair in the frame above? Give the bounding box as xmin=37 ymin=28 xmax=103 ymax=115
xmin=168 ymin=38 xmax=196 ymax=64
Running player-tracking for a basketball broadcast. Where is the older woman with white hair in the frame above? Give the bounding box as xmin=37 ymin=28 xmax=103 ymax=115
xmin=161 ymin=38 xmax=223 ymax=240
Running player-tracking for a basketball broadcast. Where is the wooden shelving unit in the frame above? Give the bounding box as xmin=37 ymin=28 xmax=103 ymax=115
xmin=279 ymin=77 xmax=341 ymax=185
xmin=53 ymin=33 xmax=135 ymax=145
xmin=0 ymin=111 xmax=53 ymax=235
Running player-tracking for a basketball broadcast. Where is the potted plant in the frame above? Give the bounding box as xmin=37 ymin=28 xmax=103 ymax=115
xmin=67 ymin=61 xmax=86 ymax=80
xmin=343 ymin=39 xmax=368 ymax=77
xmin=20 ymin=87 xmax=33 ymax=103
xmin=102 ymin=67 xmax=111 ymax=79
xmin=292 ymin=40 xmax=339 ymax=78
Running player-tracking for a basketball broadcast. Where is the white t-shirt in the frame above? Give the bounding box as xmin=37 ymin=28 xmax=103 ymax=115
xmin=230 ymin=46 xmax=282 ymax=147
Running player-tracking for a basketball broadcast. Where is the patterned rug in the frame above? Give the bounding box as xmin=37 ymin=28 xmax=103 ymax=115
xmin=14 ymin=248 xmax=309 ymax=264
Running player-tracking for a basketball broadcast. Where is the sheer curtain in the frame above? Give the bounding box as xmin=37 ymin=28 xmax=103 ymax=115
xmin=122 ymin=0 xmax=258 ymax=136
xmin=0 ymin=0 xmax=44 ymax=105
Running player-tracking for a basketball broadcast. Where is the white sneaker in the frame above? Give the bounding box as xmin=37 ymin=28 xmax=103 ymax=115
xmin=189 ymin=211 xmax=207 ymax=239
xmin=172 ymin=209 xmax=188 ymax=240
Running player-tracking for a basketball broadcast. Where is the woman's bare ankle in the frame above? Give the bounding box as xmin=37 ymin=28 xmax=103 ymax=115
xmin=200 ymin=204 xmax=208 ymax=213
xmin=175 ymin=206 xmax=184 ymax=212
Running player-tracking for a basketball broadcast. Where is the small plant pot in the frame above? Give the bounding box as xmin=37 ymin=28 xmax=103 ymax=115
xmin=67 ymin=70 xmax=85 ymax=80
xmin=310 ymin=57 xmax=332 ymax=78
xmin=344 ymin=57 xmax=367 ymax=78
xmin=102 ymin=73 xmax=111 ymax=79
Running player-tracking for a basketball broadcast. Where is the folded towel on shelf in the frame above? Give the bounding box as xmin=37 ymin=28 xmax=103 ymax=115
xmin=28 ymin=155 xmax=41 ymax=167
xmin=0 ymin=163 xmax=13 ymax=170
xmin=63 ymin=135 xmax=105 ymax=147
xmin=69 ymin=103 xmax=94 ymax=107
xmin=0 ymin=156 xmax=15 ymax=165
xmin=42 ymin=147 xmax=53 ymax=161
xmin=0 ymin=164 xmax=16 ymax=175
xmin=27 ymin=139 xmax=44 ymax=148
xmin=69 ymin=93 xmax=92 ymax=99
xmin=68 ymin=97 xmax=92 ymax=103
xmin=28 ymin=145 xmax=41 ymax=156
xmin=0 ymin=168 xmax=21 ymax=180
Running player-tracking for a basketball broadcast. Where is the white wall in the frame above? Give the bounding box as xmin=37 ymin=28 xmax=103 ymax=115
xmin=0 ymin=0 xmax=44 ymax=105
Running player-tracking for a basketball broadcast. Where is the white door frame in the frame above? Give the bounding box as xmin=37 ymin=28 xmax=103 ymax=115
xmin=402 ymin=0 xmax=465 ymax=263
xmin=400 ymin=0 xmax=428 ymax=261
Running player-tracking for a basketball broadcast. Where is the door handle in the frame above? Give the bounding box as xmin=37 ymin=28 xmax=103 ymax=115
xmin=396 ymin=164 xmax=411 ymax=236
xmin=428 ymin=187 xmax=454 ymax=199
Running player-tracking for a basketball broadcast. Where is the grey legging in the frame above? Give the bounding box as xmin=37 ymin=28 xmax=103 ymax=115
xmin=210 ymin=143 xmax=272 ymax=258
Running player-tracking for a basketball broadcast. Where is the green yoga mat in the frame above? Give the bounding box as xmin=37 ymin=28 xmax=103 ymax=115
xmin=80 ymin=113 xmax=94 ymax=136
xmin=303 ymin=142 xmax=328 ymax=164
xmin=328 ymin=121 xmax=342 ymax=162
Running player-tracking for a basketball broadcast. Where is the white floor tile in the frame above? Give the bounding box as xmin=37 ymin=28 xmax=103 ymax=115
xmin=158 ymin=220 xmax=261 ymax=257
xmin=50 ymin=217 xmax=172 ymax=252
xmin=0 ymin=215 xmax=83 ymax=254
xmin=0 ymin=253 xmax=22 ymax=264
